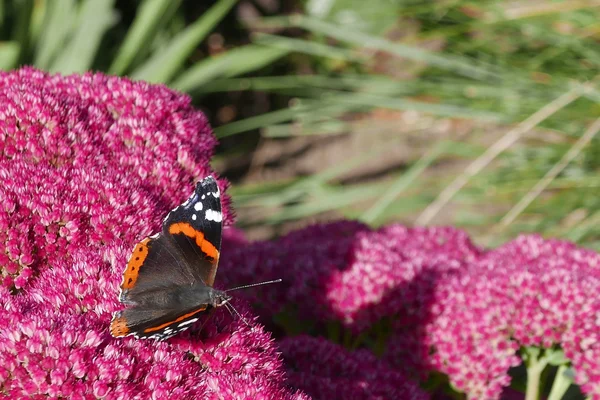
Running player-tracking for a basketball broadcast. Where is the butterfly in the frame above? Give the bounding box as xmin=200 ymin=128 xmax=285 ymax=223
xmin=110 ymin=175 xmax=230 ymax=340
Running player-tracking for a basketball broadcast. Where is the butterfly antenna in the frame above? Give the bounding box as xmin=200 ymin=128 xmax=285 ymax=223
xmin=225 ymin=279 xmax=282 ymax=293
xmin=225 ymin=302 xmax=250 ymax=327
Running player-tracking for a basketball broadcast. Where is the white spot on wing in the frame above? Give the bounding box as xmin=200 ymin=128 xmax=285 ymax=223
xmin=178 ymin=318 xmax=199 ymax=328
xmin=192 ymin=214 xmax=197 ymax=221
xmin=194 ymin=202 xmax=203 ymax=211
xmin=205 ymin=209 xmax=222 ymax=222
xmin=211 ymin=191 xmax=220 ymax=198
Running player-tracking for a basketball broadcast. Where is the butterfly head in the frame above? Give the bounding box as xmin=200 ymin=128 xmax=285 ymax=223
xmin=209 ymin=289 xmax=232 ymax=308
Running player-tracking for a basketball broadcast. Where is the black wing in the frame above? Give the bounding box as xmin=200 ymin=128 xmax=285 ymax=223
xmin=111 ymin=284 xmax=215 ymax=340
xmin=161 ymin=175 xmax=223 ymax=287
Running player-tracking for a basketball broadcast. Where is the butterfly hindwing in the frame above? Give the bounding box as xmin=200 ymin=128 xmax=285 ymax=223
xmin=111 ymin=285 xmax=215 ymax=340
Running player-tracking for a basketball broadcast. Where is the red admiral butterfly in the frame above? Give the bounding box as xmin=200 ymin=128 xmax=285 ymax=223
xmin=110 ymin=176 xmax=229 ymax=340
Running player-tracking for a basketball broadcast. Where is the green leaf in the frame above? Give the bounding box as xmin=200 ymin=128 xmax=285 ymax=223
xmin=108 ymin=0 xmax=181 ymax=75
xmin=0 ymin=41 xmax=20 ymax=70
xmin=172 ymin=44 xmax=289 ymax=93
xmin=49 ymin=0 xmax=117 ymax=74
xmin=253 ymin=32 xmax=366 ymax=63
xmin=34 ymin=0 xmax=76 ymax=69
xmin=13 ymin=0 xmax=34 ymax=65
xmin=131 ymin=0 xmax=237 ymax=83
xmin=546 ymin=348 xmax=568 ymax=366
xmin=260 ymin=15 xmax=501 ymax=80
xmin=361 ymin=142 xmax=446 ymax=224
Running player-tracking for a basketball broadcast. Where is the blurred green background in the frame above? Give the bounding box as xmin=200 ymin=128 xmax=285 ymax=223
xmin=2 ymin=0 xmax=599 ymax=249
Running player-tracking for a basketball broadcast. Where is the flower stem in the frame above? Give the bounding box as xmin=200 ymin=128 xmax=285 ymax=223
xmin=524 ymin=347 xmax=550 ymax=400
xmin=547 ymin=365 xmax=572 ymax=400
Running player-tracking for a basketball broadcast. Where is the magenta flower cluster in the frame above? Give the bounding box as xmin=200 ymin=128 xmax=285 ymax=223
xmin=219 ymin=222 xmax=481 ymax=331
xmin=0 ymin=68 xmax=301 ymax=399
xmin=389 ymin=235 xmax=600 ymax=398
xmin=219 ymin=222 xmax=600 ymax=399
xmin=3 ymin=67 xmax=599 ymax=400
xmin=279 ymin=335 xmax=428 ymax=400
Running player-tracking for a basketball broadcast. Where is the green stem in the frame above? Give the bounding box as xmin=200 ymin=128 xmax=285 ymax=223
xmin=525 ymin=349 xmax=550 ymax=400
xmin=342 ymin=328 xmax=353 ymax=348
xmin=547 ymin=365 xmax=572 ymax=400
xmin=326 ymin=321 xmax=341 ymax=343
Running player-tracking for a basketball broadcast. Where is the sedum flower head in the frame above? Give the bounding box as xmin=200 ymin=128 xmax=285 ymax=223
xmin=0 ymin=67 xmax=233 ymax=289
xmin=220 ymin=222 xmax=480 ymax=332
xmin=0 ymin=68 xmax=300 ymax=399
xmin=279 ymin=335 xmax=428 ymax=400
xmin=386 ymin=235 xmax=600 ymax=399
xmin=220 ymin=222 xmax=600 ymax=399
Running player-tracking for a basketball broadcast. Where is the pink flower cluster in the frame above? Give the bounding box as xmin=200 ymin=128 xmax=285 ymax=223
xmin=219 ymin=223 xmax=600 ymax=399
xmin=3 ymin=67 xmax=599 ymax=400
xmin=1 ymin=294 xmax=304 ymax=399
xmin=279 ymin=335 xmax=428 ymax=399
xmin=387 ymin=235 xmax=600 ymax=398
xmin=220 ymin=222 xmax=480 ymax=331
xmin=0 ymin=68 xmax=300 ymax=399
xmin=0 ymin=67 xmax=233 ymax=290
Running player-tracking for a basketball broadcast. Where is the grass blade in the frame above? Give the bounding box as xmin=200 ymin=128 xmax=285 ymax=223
xmin=361 ymin=142 xmax=447 ymax=224
xmin=109 ymin=0 xmax=181 ymax=75
xmin=49 ymin=0 xmax=116 ymax=74
xmin=262 ymin=120 xmax=348 ymax=137
xmin=492 ymin=117 xmax=600 ymax=234
xmin=131 ymin=0 xmax=237 ymax=83
xmin=416 ymin=84 xmax=586 ymax=226
xmin=328 ymin=91 xmax=502 ymax=120
xmin=34 ymin=0 xmax=76 ymax=69
xmin=213 ymin=103 xmax=314 ymax=138
xmin=253 ymin=32 xmax=367 ymax=63
xmin=196 ymin=74 xmax=417 ymax=95
xmin=12 ymin=0 xmax=34 ymax=65
xmin=0 ymin=41 xmax=20 ymax=70
xmin=172 ymin=44 xmax=289 ymax=93
xmin=264 ymin=183 xmax=382 ymax=223
xmin=258 ymin=15 xmax=501 ymax=80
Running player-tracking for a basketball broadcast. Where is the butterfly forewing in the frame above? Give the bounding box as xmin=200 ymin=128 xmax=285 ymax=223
xmin=161 ymin=176 xmax=222 ymax=287
xmin=118 ymin=234 xmax=196 ymax=303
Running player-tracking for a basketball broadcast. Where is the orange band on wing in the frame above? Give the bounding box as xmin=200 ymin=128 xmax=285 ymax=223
xmin=167 ymin=222 xmax=219 ymax=262
xmin=110 ymin=316 xmax=130 ymax=337
xmin=121 ymin=238 xmax=150 ymax=290
xmin=143 ymin=307 xmax=207 ymax=333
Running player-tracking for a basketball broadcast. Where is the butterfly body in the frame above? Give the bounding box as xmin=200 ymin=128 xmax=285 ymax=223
xmin=111 ymin=176 xmax=226 ymax=341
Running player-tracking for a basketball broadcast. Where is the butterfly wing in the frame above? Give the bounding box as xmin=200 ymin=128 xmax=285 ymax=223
xmin=110 ymin=176 xmax=224 ymax=340
xmin=161 ymin=175 xmax=222 ymax=287
xmin=111 ymin=284 xmax=215 ymax=340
